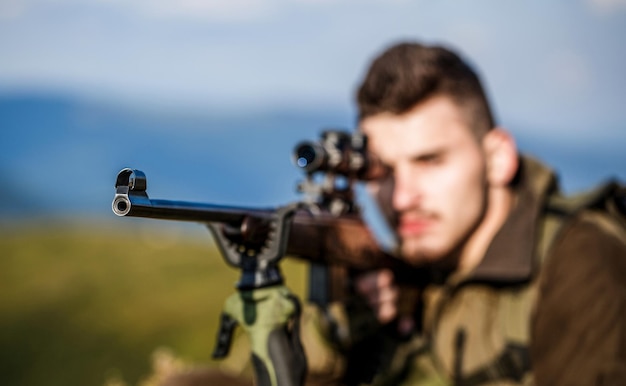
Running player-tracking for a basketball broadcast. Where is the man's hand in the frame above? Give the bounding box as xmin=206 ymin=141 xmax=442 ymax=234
xmin=354 ymin=269 xmax=399 ymax=324
xmin=354 ymin=269 xmax=416 ymax=335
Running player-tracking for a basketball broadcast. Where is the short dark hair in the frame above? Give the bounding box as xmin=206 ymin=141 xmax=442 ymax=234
xmin=356 ymin=42 xmax=495 ymax=137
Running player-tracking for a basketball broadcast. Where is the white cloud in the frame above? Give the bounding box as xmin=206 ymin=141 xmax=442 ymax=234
xmin=99 ymin=0 xmax=278 ymax=22
xmin=586 ymin=0 xmax=626 ymax=14
xmin=0 ymin=0 xmax=413 ymax=22
xmin=0 ymin=0 xmax=282 ymax=22
xmin=0 ymin=0 xmax=30 ymax=19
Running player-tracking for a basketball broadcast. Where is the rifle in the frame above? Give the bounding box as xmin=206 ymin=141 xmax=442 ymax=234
xmin=112 ymin=130 xmax=408 ymax=294
xmin=111 ymin=130 xmax=419 ymax=386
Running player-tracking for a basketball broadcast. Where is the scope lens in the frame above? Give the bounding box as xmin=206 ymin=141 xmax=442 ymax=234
xmin=295 ymin=144 xmax=317 ymax=168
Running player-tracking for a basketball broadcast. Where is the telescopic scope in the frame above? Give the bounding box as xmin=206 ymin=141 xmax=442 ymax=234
xmin=292 ymin=130 xmax=387 ymax=181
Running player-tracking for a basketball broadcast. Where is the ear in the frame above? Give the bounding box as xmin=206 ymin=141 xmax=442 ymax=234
xmin=482 ymin=128 xmax=519 ymax=187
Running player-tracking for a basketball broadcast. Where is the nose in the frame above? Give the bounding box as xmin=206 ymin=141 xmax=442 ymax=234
xmin=392 ymin=164 xmax=420 ymax=212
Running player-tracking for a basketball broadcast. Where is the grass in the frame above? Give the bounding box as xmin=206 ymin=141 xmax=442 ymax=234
xmin=0 ymin=220 xmax=308 ymax=386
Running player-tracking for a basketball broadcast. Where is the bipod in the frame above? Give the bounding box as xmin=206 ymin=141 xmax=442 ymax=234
xmin=208 ymin=203 xmax=307 ymax=386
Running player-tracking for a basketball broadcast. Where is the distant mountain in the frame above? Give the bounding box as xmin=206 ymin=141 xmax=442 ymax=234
xmin=1 ymin=92 xmax=624 ymax=224
xmin=0 ymin=92 xmax=352 ymax=220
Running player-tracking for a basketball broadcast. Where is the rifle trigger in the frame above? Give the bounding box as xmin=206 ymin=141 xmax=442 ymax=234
xmin=212 ymin=312 xmax=238 ymax=359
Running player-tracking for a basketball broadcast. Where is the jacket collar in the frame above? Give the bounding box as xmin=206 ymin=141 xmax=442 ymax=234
xmin=459 ymin=155 xmax=559 ymax=285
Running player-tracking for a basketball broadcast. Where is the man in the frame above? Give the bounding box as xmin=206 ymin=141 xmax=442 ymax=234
xmin=148 ymin=41 xmax=624 ymax=386
xmin=305 ymin=41 xmax=626 ymax=385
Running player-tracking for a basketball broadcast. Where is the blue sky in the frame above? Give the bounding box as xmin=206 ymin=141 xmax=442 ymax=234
xmin=1 ymin=0 xmax=625 ymax=221
xmin=2 ymin=1 xmax=625 ymax=132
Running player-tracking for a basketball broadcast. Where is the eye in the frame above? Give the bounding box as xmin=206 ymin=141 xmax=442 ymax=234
xmin=363 ymin=153 xmax=392 ymax=181
xmin=414 ymin=152 xmax=443 ymax=166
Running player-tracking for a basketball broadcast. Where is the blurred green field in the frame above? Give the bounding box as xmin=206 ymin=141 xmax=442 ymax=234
xmin=0 ymin=221 xmax=308 ymax=386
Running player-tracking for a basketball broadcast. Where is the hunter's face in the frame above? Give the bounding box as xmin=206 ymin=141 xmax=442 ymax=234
xmin=361 ymin=96 xmax=488 ymax=266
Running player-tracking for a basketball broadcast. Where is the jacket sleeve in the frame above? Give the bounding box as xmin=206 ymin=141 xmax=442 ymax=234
xmin=531 ymin=211 xmax=626 ymax=386
xmin=300 ymin=298 xmax=394 ymax=386
xmin=300 ymin=302 xmax=350 ymax=386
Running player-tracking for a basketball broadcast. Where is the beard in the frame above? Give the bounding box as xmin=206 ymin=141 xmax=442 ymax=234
xmin=399 ymin=236 xmax=453 ymax=267
xmin=397 ymin=206 xmax=485 ymax=270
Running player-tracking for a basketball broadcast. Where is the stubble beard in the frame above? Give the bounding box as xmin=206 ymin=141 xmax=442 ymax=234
xmin=399 ymin=237 xmax=453 ymax=267
xmin=397 ymin=208 xmax=485 ymax=270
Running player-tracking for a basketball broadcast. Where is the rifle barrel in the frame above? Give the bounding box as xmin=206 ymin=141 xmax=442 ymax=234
xmin=112 ymin=168 xmax=398 ymax=270
xmin=113 ymin=194 xmax=274 ymax=225
xmin=113 ymin=167 xmax=274 ymax=226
